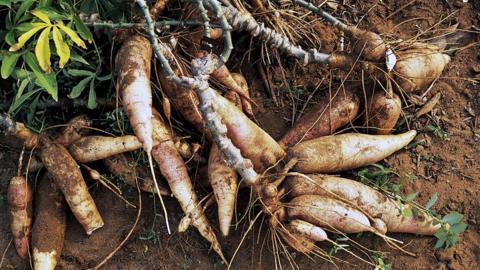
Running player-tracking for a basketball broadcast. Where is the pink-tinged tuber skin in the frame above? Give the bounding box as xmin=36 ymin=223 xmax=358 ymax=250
xmin=214 ymin=90 xmax=286 ymax=172
xmin=279 ymin=87 xmax=360 ymax=148
xmin=364 ymin=90 xmax=402 ymax=135
xmin=116 ymin=35 xmax=154 ymax=153
xmin=150 ymin=112 xmax=225 ymax=261
xmin=8 ymin=176 xmax=33 ymax=259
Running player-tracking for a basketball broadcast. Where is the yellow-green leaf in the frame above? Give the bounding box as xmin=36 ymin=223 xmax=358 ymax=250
xmin=35 ymin=26 xmax=52 ymax=73
xmin=52 ymin=26 xmax=70 ymax=68
xmin=31 ymin=10 xmax=51 ymax=25
xmin=56 ymin=21 xmax=86 ymax=49
xmin=9 ymin=24 xmax=46 ymax=51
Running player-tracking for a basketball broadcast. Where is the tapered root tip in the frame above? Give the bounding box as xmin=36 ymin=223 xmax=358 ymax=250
xmin=86 ymin=220 xmax=105 ymax=235
xmin=33 ymin=249 xmax=57 ymax=270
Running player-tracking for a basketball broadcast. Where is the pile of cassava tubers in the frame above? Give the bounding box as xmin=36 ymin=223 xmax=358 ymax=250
xmin=2 ymin=0 xmax=477 ymax=268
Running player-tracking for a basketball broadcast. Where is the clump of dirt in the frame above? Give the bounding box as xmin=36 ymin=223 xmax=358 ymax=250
xmin=1 ymin=0 xmax=479 ymax=269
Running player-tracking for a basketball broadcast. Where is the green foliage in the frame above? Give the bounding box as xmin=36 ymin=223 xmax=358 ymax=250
xmin=0 ymin=0 xmax=118 ymax=125
xmin=356 ymin=165 xmax=467 ymax=249
xmin=356 ymin=163 xmax=402 ymax=194
xmin=67 ymin=68 xmax=111 ymax=109
xmin=327 ymin=236 xmax=349 ymax=256
xmin=426 ymin=124 xmax=450 ymax=141
xmin=1 ymin=0 xmax=93 ymax=101
xmin=372 ymin=254 xmax=391 ymax=270
xmin=434 ymin=212 xmax=468 ymax=249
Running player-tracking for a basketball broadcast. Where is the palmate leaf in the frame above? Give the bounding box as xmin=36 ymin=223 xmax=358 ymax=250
xmin=35 ymin=26 xmax=52 ymax=73
xmin=52 ymin=26 xmax=70 ymax=68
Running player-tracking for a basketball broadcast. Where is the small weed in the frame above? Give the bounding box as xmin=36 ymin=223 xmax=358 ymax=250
xmin=328 ymin=237 xmax=349 ymax=256
xmin=426 ymin=124 xmax=450 ymax=141
xmin=180 ymin=253 xmax=192 ymax=270
xmin=357 ymin=166 xmax=467 ymax=249
xmin=434 ymin=212 xmax=468 ymax=249
xmin=355 ymin=163 xmax=402 ymax=194
xmin=372 ymin=254 xmax=391 ymax=270
xmin=421 ymin=154 xmax=435 ymax=162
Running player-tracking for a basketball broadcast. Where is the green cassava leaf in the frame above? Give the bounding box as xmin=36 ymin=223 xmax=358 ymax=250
xmin=73 ymin=16 xmax=92 ymax=42
xmin=15 ymin=22 xmax=35 ymax=32
xmin=24 ymin=52 xmax=57 ymax=100
xmin=9 ymin=88 xmax=42 ymax=113
xmin=404 ymin=192 xmax=419 ymax=202
xmin=0 ymin=0 xmax=11 ymax=8
xmin=69 ymin=51 xmax=89 ymax=65
xmin=68 ymin=76 xmax=92 ymax=98
xmin=15 ymin=0 xmax=35 ymax=22
xmin=434 ymin=237 xmax=446 ymax=249
xmin=1 ymin=52 xmax=21 ymax=79
xmin=67 ymin=69 xmax=95 ymax=77
xmin=87 ymin=78 xmax=97 ymax=109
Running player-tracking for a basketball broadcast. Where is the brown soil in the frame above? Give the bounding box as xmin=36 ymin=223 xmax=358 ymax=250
xmin=1 ymin=0 xmax=480 ymax=269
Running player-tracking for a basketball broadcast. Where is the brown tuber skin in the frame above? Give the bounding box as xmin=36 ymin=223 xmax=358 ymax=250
xmin=289 ymin=130 xmax=416 ymax=173
xmin=32 ymin=174 xmax=66 ymax=270
xmin=286 ymin=174 xmax=440 ymax=235
xmin=69 ymin=135 xmax=142 ymax=163
xmin=279 ymin=87 xmax=360 ymax=148
xmin=231 ymin=73 xmax=254 ymax=117
xmin=364 ymin=90 xmax=402 ymax=135
xmin=393 ymin=43 xmax=451 ymax=93
xmin=40 ymin=136 xmax=104 ymax=235
xmin=55 ymin=115 xmax=92 ymax=146
xmin=157 ymin=66 xmax=207 ymax=135
xmin=208 ymin=144 xmax=238 ymax=236
xmin=350 ymin=29 xmax=387 ymax=62
xmin=8 ymin=176 xmax=32 ymax=259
